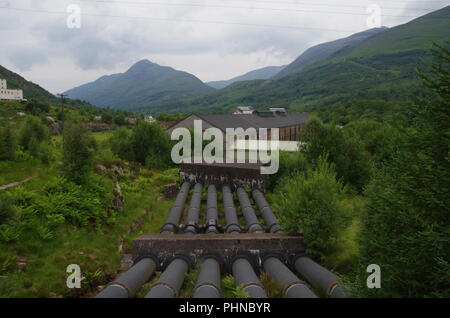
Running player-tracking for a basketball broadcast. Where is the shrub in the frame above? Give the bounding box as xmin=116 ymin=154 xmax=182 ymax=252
xmin=301 ymin=118 xmax=371 ymax=192
xmin=61 ymin=123 xmax=97 ymax=184
xmin=0 ymin=126 xmax=17 ymax=161
xmin=109 ymin=122 xmax=173 ymax=170
xmin=0 ymin=193 xmax=15 ymax=224
xmin=109 ymin=128 xmax=134 ymax=162
xmin=18 ymin=116 xmax=50 ymax=151
xmin=17 ymin=116 xmax=51 ymax=161
xmin=275 ymin=157 xmax=350 ymax=262
xmin=266 ymin=151 xmax=309 ymax=190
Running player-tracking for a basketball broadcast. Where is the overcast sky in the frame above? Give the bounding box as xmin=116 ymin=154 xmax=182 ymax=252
xmin=0 ymin=0 xmax=448 ymax=94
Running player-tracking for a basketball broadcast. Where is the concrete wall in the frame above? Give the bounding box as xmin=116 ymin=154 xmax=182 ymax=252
xmin=0 ymin=79 xmax=23 ymax=101
xmin=0 ymin=89 xmax=23 ymax=101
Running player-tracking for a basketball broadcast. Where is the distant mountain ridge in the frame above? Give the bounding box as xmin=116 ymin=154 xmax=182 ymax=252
xmin=206 ymin=65 xmax=286 ymax=89
xmin=275 ymin=27 xmax=388 ymax=78
xmin=136 ymin=6 xmax=450 ymax=115
xmin=64 ymin=59 xmax=214 ymax=109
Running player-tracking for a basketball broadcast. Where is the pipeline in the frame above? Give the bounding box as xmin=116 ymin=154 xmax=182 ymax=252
xmin=222 ymin=185 xmax=241 ymax=234
xmin=294 ymin=255 xmax=346 ymax=298
xmin=145 ymin=257 xmax=189 ymax=298
xmin=205 ymin=184 xmax=220 ymax=234
xmin=232 ymin=257 xmax=268 ymax=298
xmin=236 ymin=187 xmax=264 ymax=233
xmin=252 ymin=189 xmax=282 ymax=233
xmin=192 ymin=258 xmax=221 ymax=298
xmin=161 ymin=182 xmax=191 ymax=234
xmin=263 ymin=257 xmax=317 ymax=298
xmin=184 ymin=183 xmax=203 ymax=234
xmin=96 ymin=258 xmax=156 ymax=298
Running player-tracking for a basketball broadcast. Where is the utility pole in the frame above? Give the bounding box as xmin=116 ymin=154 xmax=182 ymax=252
xmin=57 ymin=93 xmax=67 ymax=132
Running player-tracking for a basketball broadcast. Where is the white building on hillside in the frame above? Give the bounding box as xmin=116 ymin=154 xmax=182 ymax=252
xmin=0 ymin=79 xmax=24 ymax=101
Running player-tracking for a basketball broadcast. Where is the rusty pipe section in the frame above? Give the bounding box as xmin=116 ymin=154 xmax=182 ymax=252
xmin=222 ymin=185 xmax=241 ymax=234
xmin=192 ymin=258 xmax=221 ymax=298
xmin=96 ymin=258 xmax=156 ymax=298
xmin=263 ymin=257 xmax=317 ymax=298
xmin=237 ymin=187 xmax=264 ymax=233
xmin=232 ymin=258 xmax=267 ymax=298
xmin=184 ymin=183 xmax=203 ymax=234
xmin=161 ymin=182 xmax=190 ymax=234
xmin=252 ymin=189 xmax=282 ymax=233
xmin=294 ymin=256 xmax=346 ymax=298
xmin=205 ymin=184 xmax=219 ymax=234
xmin=145 ymin=258 xmax=189 ymax=298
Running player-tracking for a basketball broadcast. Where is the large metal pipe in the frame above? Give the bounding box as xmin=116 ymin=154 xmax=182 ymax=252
xmin=145 ymin=258 xmax=189 ymax=298
xmin=184 ymin=183 xmax=203 ymax=234
xmin=192 ymin=258 xmax=221 ymax=298
xmin=222 ymin=185 xmax=241 ymax=234
xmin=252 ymin=189 xmax=282 ymax=233
xmin=161 ymin=182 xmax=191 ymax=234
xmin=236 ymin=187 xmax=264 ymax=233
xmin=263 ymin=257 xmax=317 ymax=298
xmin=205 ymin=184 xmax=219 ymax=234
xmin=232 ymin=257 xmax=267 ymax=298
xmin=96 ymin=258 xmax=156 ymax=298
xmin=294 ymin=256 xmax=346 ymax=298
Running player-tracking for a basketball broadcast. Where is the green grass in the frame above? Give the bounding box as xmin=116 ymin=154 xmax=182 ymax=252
xmin=326 ymin=196 xmax=364 ymax=274
xmin=0 ymin=164 xmax=178 ymax=297
xmin=0 ymin=160 xmax=47 ymax=186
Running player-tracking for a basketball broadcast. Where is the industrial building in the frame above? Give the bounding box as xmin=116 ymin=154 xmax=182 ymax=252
xmin=0 ymin=79 xmax=24 ymax=101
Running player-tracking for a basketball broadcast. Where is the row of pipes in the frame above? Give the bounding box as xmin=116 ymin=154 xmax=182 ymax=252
xmin=96 ymin=253 xmax=346 ymax=298
xmin=161 ymin=182 xmax=283 ymax=234
xmin=96 ymin=182 xmax=347 ymax=298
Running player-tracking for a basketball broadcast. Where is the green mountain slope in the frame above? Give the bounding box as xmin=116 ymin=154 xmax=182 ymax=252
xmin=0 ymin=65 xmax=56 ymax=101
xmin=207 ymin=65 xmax=286 ymax=89
xmin=65 ymin=60 xmax=215 ymax=110
xmin=143 ymin=6 xmax=449 ymax=115
xmin=275 ymin=27 xmax=388 ymax=79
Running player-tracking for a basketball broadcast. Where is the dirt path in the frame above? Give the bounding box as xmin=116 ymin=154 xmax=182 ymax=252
xmin=0 ymin=176 xmax=34 ymax=191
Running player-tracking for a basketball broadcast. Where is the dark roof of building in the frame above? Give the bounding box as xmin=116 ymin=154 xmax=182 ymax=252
xmin=195 ymin=112 xmax=310 ymax=131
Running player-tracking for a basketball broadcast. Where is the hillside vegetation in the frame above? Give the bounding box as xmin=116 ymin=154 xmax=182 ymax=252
xmin=136 ymin=6 xmax=449 ymax=115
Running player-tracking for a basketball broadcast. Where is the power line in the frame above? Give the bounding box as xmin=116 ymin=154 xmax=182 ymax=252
xmin=72 ymin=0 xmax=437 ymax=18
xmin=0 ymin=6 xmax=357 ymax=33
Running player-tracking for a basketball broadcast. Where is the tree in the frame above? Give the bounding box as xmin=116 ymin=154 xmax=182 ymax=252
xmin=109 ymin=127 xmax=134 ymax=161
xmin=102 ymin=113 xmax=113 ymax=124
xmin=18 ymin=116 xmax=50 ymax=151
xmin=61 ymin=123 xmax=97 ymax=184
xmin=0 ymin=126 xmax=17 ymax=161
xmin=355 ymin=44 xmax=450 ymax=297
xmin=275 ymin=157 xmax=349 ymax=262
xmin=129 ymin=121 xmax=172 ymax=169
xmin=25 ymin=99 xmax=50 ymax=115
xmin=113 ymin=115 xmax=126 ymax=126
xmin=300 ymin=118 xmax=371 ymax=192
xmin=17 ymin=116 xmax=50 ymax=161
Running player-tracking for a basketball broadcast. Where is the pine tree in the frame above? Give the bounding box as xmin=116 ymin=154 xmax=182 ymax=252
xmin=356 ymin=44 xmax=450 ymax=297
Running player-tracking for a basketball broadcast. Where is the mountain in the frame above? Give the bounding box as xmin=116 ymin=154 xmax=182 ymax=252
xmin=274 ymin=27 xmax=388 ymax=78
xmin=142 ymin=6 xmax=449 ymax=116
xmin=64 ymin=59 xmax=215 ymax=110
xmin=206 ymin=65 xmax=286 ymax=89
xmin=0 ymin=65 xmax=56 ymax=101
